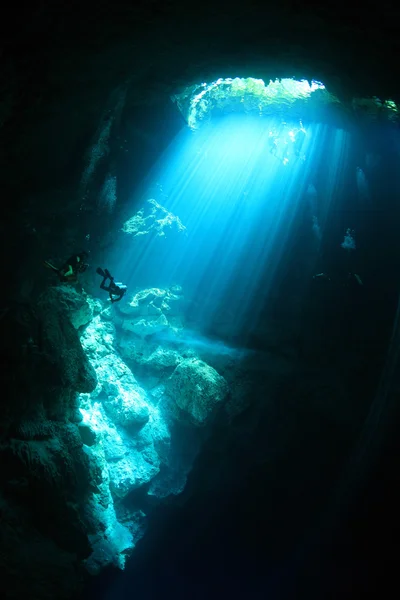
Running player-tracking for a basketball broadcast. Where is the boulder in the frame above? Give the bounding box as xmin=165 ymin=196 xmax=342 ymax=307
xmin=118 ymin=335 xmax=182 ymax=374
xmin=108 ymin=451 xmax=160 ymax=498
xmin=165 ymin=358 xmax=229 ymax=426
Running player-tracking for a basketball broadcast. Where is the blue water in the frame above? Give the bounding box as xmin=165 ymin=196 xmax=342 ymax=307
xmin=107 ymin=114 xmax=357 ymax=339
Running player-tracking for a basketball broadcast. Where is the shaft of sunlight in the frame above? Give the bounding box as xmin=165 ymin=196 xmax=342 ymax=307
xmin=110 ymin=114 xmax=351 ymax=343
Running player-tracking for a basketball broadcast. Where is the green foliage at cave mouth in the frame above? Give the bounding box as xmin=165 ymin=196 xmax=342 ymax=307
xmin=172 ymin=76 xmax=399 ymax=129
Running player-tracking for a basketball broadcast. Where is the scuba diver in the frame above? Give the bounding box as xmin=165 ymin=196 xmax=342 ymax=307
xmin=312 ymin=272 xmax=363 ymax=286
xmin=44 ymin=251 xmax=89 ymax=283
xmin=312 ymin=272 xmax=332 ymax=283
xmin=96 ymin=267 xmax=127 ymax=303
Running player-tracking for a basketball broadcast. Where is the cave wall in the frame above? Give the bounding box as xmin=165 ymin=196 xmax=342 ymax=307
xmin=2 ymin=0 xmax=400 ymax=197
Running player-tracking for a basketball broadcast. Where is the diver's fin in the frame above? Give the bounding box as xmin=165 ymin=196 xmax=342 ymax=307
xmin=96 ymin=267 xmax=106 ymax=277
xmin=44 ymin=260 xmax=59 ymax=273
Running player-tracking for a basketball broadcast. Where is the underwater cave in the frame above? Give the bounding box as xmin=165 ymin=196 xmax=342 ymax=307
xmin=1 ymin=2 xmax=400 ymax=600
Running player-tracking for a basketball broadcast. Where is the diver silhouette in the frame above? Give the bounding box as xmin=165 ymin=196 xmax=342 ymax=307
xmin=44 ymin=251 xmax=89 ymax=283
xmin=96 ymin=267 xmax=127 ymax=303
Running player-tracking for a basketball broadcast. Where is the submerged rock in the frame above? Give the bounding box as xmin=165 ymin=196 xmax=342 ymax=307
xmin=121 ymin=198 xmax=186 ymax=239
xmin=96 ymin=354 xmax=150 ymax=428
xmin=118 ymin=335 xmax=182 ymax=375
xmin=1 ymin=277 xmax=238 ymax=591
xmin=123 ymin=313 xmax=169 ymax=337
xmin=120 ymin=286 xmax=184 ymax=319
xmin=80 ymin=400 xmax=164 ymax=500
xmin=166 ymin=358 xmax=229 ymax=426
xmin=40 ymin=285 xmax=99 ymax=329
xmin=118 ymin=286 xmax=184 ymax=336
xmin=77 ymin=315 xmax=172 ymax=552
xmin=18 ymin=290 xmax=232 ymax=579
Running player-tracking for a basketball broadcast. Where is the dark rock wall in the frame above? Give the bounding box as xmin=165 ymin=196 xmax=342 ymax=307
xmin=0 ymin=289 xmax=98 ymax=598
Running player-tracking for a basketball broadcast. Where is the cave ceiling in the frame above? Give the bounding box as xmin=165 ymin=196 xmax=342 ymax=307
xmin=1 ymin=0 xmax=399 ymax=202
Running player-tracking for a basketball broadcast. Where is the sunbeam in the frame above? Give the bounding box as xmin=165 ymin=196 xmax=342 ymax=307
xmin=109 ymin=112 xmax=351 ymax=346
